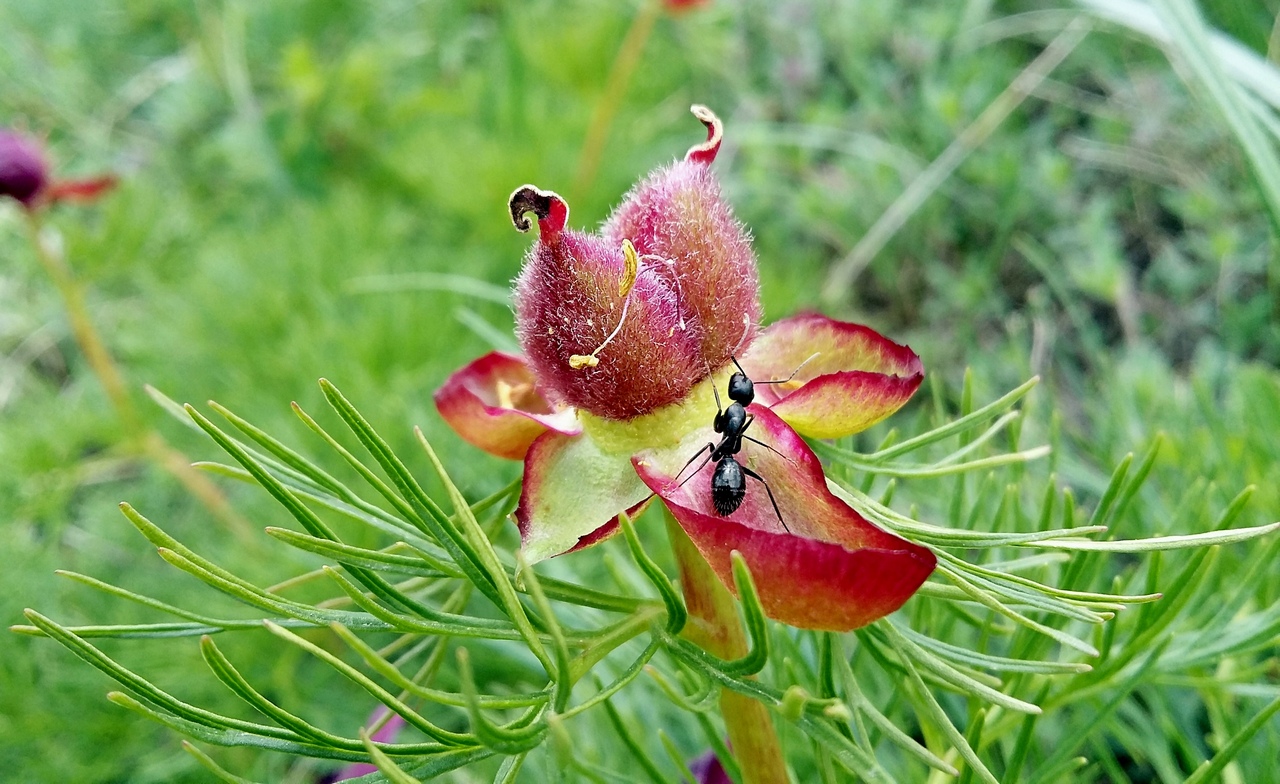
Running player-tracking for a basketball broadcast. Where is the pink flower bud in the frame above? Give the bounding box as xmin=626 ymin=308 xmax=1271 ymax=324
xmin=0 ymin=129 xmax=49 ymax=207
xmin=602 ymin=105 xmax=762 ymax=373
xmin=511 ymin=186 xmax=703 ymax=420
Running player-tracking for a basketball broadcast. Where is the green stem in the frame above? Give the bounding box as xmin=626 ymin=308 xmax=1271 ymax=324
xmin=572 ymin=0 xmax=663 ymax=199
xmin=23 ymin=211 xmax=254 ymax=543
xmin=665 ymin=510 xmax=789 ymax=784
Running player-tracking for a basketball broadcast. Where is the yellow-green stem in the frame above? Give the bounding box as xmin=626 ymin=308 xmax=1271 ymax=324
xmin=23 ymin=212 xmax=254 ymax=542
xmin=666 ymin=510 xmax=789 ymax=784
xmin=572 ymin=0 xmax=663 ymax=199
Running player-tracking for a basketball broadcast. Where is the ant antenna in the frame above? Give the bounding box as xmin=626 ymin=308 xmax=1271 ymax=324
xmin=752 ymin=352 xmax=821 ymax=387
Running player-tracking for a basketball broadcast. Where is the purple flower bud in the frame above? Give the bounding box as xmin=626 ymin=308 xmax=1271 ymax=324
xmin=602 ymin=105 xmax=762 ymax=373
xmin=509 ymin=108 xmax=764 ymax=422
xmin=511 ymin=186 xmax=704 ymax=420
xmin=0 ymin=129 xmax=49 ymax=207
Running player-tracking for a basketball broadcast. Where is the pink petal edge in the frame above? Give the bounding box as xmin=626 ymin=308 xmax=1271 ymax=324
xmin=517 ymin=429 xmax=654 ymax=563
xmin=633 ymin=406 xmax=935 ymax=631
xmin=434 ymin=351 xmax=580 ymax=461
xmin=739 ymin=313 xmax=923 ymax=439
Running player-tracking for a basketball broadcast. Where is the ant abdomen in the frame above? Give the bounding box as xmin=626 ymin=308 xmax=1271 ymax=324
xmin=711 ymin=457 xmax=746 ymax=516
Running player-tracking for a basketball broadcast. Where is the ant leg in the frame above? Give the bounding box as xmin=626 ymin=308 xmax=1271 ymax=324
xmin=743 ymin=434 xmax=799 ymax=466
xmin=674 ymin=443 xmax=716 ymax=487
xmin=739 ymin=414 xmax=798 ymax=466
xmin=739 ymin=465 xmax=790 ymax=533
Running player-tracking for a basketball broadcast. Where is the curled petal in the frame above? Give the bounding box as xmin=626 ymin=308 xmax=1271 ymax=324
xmin=517 ymin=430 xmax=653 ymax=563
xmin=47 ymin=175 xmax=118 ymax=204
xmin=739 ymin=313 xmax=923 ymax=439
xmin=601 ymin=106 xmax=762 ymax=372
xmin=633 ymin=406 xmax=934 ymax=631
xmin=434 ymin=352 xmax=580 ymax=461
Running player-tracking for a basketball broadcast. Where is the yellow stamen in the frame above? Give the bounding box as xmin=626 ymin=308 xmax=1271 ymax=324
xmin=619 ymin=238 xmax=639 ymax=297
xmin=568 ymin=238 xmax=642 ymax=371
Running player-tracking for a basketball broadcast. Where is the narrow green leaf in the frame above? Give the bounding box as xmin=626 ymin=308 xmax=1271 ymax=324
xmin=559 ymin=640 xmax=661 ymax=720
xmin=1087 ymin=452 xmax=1132 ymax=529
xmin=900 ymin=627 xmax=1090 ymax=674
xmin=454 ymin=647 xmax=547 ymax=753
xmin=1105 ymin=433 xmax=1163 ymax=531
xmin=327 ymin=622 xmax=548 ymax=710
xmin=955 ymin=708 xmax=986 ymax=784
xmin=618 ymin=511 xmax=686 ymax=634
xmin=884 ymin=622 xmax=1041 ymax=714
xmin=320 ymin=566 xmax=522 ymax=640
xmin=1004 ymin=683 xmax=1051 ymax=784
xmin=415 ymin=426 xmax=553 ymax=674
xmin=209 ymin=400 xmax=350 ymax=498
xmin=493 ymin=752 xmax=527 ymax=784
xmin=262 ymin=620 xmax=474 ymax=746
xmin=318 ymin=380 xmax=505 ymax=612
xmin=1184 ymin=694 xmax=1280 ymax=784
xmin=359 ymin=729 xmax=425 ymax=784
xmin=1030 ymin=645 xmax=1167 ymax=784
xmin=291 ymin=401 xmax=426 ymax=531
xmin=264 ymin=528 xmax=451 ymax=577
xmin=200 ymin=635 xmax=358 ymax=748
xmin=832 ymin=635 xmax=958 ymax=775
xmin=657 ymin=730 xmax=699 ymax=784
xmin=866 ymin=377 xmax=1039 ymax=461
xmin=1032 ymin=522 xmax=1279 ymax=551
xmin=517 ymin=554 xmax=573 ymax=712
xmin=694 ymin=712 xmax=744 ymax=784
xmin=721 ymin=553 xmax=769 ymax=677
xmin=601 ymin=696 xmax=668 ymax=784
xmin=181 ymin=741 xmax=263 ymax=784
xmin=152 ymin=545 xmax=389 ymax=630
xmin=108 ymin=693 xmax=375 ymax=761
xmin=25 ymin=609 xmax=309 ymax=742
xmin=881 ymin=623 xmax=999 ymax=784
xmin=940 ymin=568 xmax=1099 ymax=656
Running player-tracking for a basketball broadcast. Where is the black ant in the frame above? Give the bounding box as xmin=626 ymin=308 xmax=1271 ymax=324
xmin=674 ymin=357 xmax=813 ymax=532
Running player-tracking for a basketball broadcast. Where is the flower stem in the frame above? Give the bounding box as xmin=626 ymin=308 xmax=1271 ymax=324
xmin=572 ymin=0 xmax=663 ymax=199
xmin=665 ymin=510 xmax=789 ymax=783
xmin=23 ymin=212 xmax=254 ymax=543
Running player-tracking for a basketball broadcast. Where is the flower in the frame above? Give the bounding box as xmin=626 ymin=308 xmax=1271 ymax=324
xmin=0 ymin=129 xmax=48 ymax=207
xmin=0 ymin=127 xmax=116 ymax=210
xmin=688 ymin=748 xmax=731 ymax=784
xmin=321 ymin=706 xmax=406 ymax=782
xmin=435 ymin=106 xmax=934 ymax=631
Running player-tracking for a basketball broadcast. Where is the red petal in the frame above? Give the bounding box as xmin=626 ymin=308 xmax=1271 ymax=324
xmin=434 ymin=352 xmax=579 ymax=461
xmin=739 ymin=313 xmax=923 ymax=439
xmin=517 ymin=430 xmax=653 ymax=563
xmin=47 ymin=175 xmax=118 ymax=204
xmin=633 ymin=406 xmax=934 ymax=631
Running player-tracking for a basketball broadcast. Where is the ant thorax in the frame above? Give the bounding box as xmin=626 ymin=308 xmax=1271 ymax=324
xmin=714 ymin=401 xmax=747 ymax=436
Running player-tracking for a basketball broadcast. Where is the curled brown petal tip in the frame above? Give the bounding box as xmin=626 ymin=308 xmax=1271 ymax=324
xmin=509 ymin=185 xmax=569 ymax=237
xmin=685 ymin=105 xmax=723 ymax=166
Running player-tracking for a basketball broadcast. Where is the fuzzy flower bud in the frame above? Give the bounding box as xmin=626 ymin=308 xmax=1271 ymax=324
xmin=510 ymin=107 xmax=764 ymax=422
xmin=0 ymin=129 xmax=49 ymax=207
xmin=512 ymin=186 xmax=703 ymax=420
xmin=602 ymin=105 xmax=762 ymax=372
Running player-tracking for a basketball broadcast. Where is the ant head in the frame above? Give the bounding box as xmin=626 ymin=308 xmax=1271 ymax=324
xmin=727 ymin=372 xmax=754 ymax=406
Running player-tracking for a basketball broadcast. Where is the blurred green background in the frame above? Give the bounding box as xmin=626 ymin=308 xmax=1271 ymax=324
xmin=2 ymin=0 xmax=1278 ymax=780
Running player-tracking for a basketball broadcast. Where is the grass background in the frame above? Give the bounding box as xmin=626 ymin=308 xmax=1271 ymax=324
xmin=2 ymin=0 xmax=1278 ymax=780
